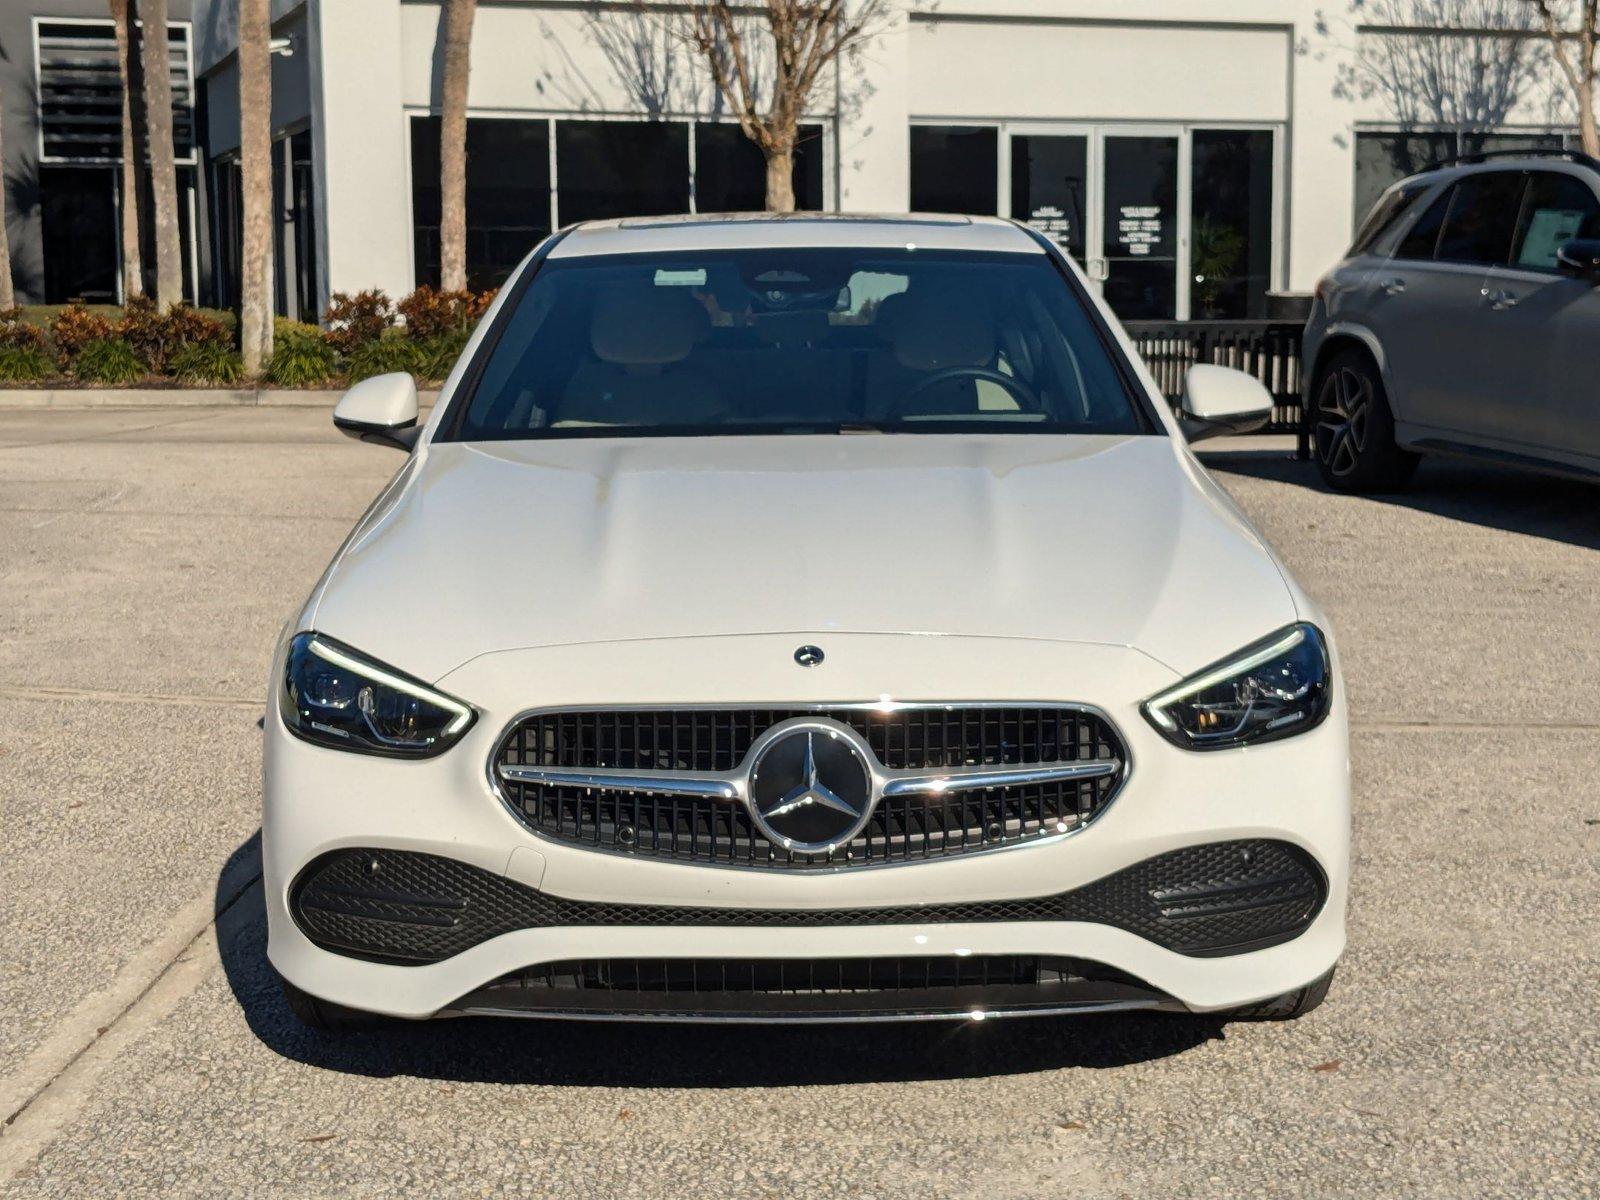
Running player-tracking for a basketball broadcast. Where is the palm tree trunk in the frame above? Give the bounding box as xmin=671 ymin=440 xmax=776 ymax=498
xmin=438 ymin=0 xmax=478 ymax=292
xmin=110 ymin=0 xmax=146 ymax=300
xmin=0 ymin=113 xmax=13 ymax=310
xmin=239 ymin=0 xmax=274 ymax=374
xmin=137 ymin=0 xmax=183 ymax=306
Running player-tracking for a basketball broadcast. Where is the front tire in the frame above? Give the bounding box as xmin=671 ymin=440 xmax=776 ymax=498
xmin=1228 ymin=966 xmax=1336 ymax=1021
xmin=280 ymin=973 xmax=384 ymax=1033
xmin=1310 ymin=348 xmax=1418 ymax=493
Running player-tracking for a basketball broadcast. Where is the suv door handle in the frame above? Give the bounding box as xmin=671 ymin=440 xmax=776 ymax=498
xmin=1379 ymin=277 xmax=1407 ymax=295
xmin=1482 ymin=287 xmax=1519 ymax=310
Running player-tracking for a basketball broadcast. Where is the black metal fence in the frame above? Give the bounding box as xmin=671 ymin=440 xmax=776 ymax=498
xmin=1125 ymin=320 xmax=1306 ymax=436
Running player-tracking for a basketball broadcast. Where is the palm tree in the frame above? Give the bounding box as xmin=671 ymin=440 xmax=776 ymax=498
xmin=239 ymin=0 xmax=274 ymax=373
xmin=110 ymin=0 xmax=146 ymax=300
xmin=439 ymin=0 xmax=478 ymax=291
xmin=0 ymin=113 xmax=13 ymax=310
xmin=137 ymin=0 xmax=183 ymax=305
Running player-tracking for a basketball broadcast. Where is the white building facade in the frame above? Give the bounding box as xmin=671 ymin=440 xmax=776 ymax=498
xmin=191 ymin=0 xmax=1583 ymax=324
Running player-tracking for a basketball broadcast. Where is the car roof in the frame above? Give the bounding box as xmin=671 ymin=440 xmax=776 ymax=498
xmin=1398 ymin=152 xmax=1600 ymax=191
xmin=547 ymin=212 xmax=1046 ymax=258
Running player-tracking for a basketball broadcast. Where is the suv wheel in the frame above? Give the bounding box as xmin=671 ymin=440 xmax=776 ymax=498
xmin=1228 ymin=966 xmax=1336 ymax=1021
xmin=1310 ymin=349 xmax=1418 ymax=492
xmin=280 ymin=973 xmax=384 ymax=1033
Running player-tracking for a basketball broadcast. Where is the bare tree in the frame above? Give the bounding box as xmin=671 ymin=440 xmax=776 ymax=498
xmin=137 ymin=0 xmax=183 ymax=305
xmin=1340 ymin=1 xmax=1541 ymax=133
xmin=680 ymin=1 xmax=886 ymax=212
xmin=439 ymin=0 xmax=478 ymax=291
xmin=1524 ymin=0 xmax=1600 ymax=152
xmin=110 ymin=0 xmax=146 ymax=300
xmin=0 ymin=111 xmax=13 ymax=310
xmin=239 ymin=0 xmax=273 ymax=374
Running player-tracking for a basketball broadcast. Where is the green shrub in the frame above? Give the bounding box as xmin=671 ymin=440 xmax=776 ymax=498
xmin=0 ymin=344 xmax=55 ymax=382
xmin=72 ymin=338 xmax=146 ymax=385
xmin=50 ymin=304 xmax=118 ymax=364
xmin=413 ymin=329 xmax=472 ymax=382
xmin=168 ymin=341 xmax=246 ymax=386
xmin=343 ymin=332 xmax=424 ymax=383
xmin=323 ymin=290 xmax=395 ymax=354
xmin=265 ymin=326 xmax=340 ymax=388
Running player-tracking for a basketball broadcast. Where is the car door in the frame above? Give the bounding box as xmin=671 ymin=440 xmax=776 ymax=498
xmin=1368 ymin=171 xmax=1526 ymax=439
xmin=1470 ymin=169 xmax=1600 ymax=458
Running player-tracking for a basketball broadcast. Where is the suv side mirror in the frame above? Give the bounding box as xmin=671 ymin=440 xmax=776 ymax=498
xmin=333 ymin=372 xmax=420 ymax=451
xmin=1555 ymin=238 xmax=1600 ymax=284
xmin=1179 ymin=364 xmax=1273 ymax=443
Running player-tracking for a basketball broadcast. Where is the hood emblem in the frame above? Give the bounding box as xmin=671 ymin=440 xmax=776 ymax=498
xmin=793 ymin=644 xmax=824 ymax=667
xmin=747 ymin=723 xmax=873 ymax=853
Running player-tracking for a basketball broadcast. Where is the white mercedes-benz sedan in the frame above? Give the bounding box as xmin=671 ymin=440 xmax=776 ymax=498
xmin=265 ymin=214 xmax=1348 ymax=1030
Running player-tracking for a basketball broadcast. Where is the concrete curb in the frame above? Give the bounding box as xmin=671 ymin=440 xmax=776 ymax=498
xmin=0 ymin=388 xmax=441 ymax=410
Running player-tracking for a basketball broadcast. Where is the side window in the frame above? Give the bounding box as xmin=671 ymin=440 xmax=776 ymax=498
xmin=1351 ymin=179 xmax=1434 ymax=256
xmin=1393 ymin=185 xmax=1454 ymax=260
xmin=1434 ymin=172 xmax=1527 ymax=265
xmin=1510 ymin=172 xmax=1600 ymax=271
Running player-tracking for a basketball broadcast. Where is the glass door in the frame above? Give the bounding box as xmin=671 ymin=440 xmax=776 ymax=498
xmin=1009 ymin=132 xmax=1090 ymax=263
xmin=1099 ymin=132 xmax=1181 ymax=319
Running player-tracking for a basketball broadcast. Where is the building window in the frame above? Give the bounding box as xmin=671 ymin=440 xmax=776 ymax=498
xmin=1191 ymin=129 xmax=1274 ymax=319
xmin=1010 ymin=134 xmax=1089 ymax=261
xmin=555 ymin=120 xmax=689 ymax=225
xmin=411 ymin=117 xmax=551 ymax=292
xmin=34 ymin=18 xmax=198 ymax=304
xmin=40 ymin=167 xmax=119 ymax=303
xmin=410 ymin=116 xmax=833 ymax=290
xmin=693 ymin=122 xmax=824 ymax=213
xmin=910 ymin=126 xmax=998 ymax=214
xmin=1353 ymin=129 xmax=1572 ymax=229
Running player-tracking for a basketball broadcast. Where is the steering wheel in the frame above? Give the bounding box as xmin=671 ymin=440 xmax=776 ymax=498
xmin=887 ymin=366 xmax=1040 ymax=418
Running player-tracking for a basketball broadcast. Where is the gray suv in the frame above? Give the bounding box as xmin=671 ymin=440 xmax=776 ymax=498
xmin=1303 ymin=151 xmax=1600 ymax=492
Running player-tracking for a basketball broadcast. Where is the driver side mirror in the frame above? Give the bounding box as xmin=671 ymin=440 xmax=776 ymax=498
xmin=1179 ymin=364 xmax=1273 ymax=443
xmin=1556 ymin=238 xmax=1600 ymax=284
xmin=333 ymin=372 xmax=420 ymax=451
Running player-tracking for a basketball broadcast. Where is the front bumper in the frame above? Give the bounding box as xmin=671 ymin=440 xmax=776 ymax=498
xmin=264 ymin=632 xmax=1350 ymax=1019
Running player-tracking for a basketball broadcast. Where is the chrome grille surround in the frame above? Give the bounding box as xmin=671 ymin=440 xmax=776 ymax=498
xmin=488 ymin=703 xmax=1131 ymax=870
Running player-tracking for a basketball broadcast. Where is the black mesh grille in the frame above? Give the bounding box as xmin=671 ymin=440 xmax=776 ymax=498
xmin=493 ymin=706 xmax=1126 ymax=868
xmin=290 ymin=839 xmax=1326 ymax=965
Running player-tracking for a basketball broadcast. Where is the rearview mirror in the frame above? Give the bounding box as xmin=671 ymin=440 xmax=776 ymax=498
xmin=333 ymin=372 xmax=420 ymax=451
xmin=1555 ymin=238 xmax=1600 ymax=284
xmin=1179 ymin=364 xmax=1273 ymax=443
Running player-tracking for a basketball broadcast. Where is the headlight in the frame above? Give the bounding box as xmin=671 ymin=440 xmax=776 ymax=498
xmin=280 ymin=632 xmax=475 ymax=757
xmin=1141 ymin=623 xmax=1331 ymax=751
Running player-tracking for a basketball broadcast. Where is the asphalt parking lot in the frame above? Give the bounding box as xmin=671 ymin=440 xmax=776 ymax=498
xmin=1 ymin=407 xmax=1596 ymax=1199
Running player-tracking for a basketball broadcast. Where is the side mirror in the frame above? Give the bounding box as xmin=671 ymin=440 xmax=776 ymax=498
xmin=333 ymin=372 xmax=420 ymax=451
xmin=1179 ymin=364 xmax=1273 ymax=443
xmin=1555 ymin=238 xmax=1600 ymax=284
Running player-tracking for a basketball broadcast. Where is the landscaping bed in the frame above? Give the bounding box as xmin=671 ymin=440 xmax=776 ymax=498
xmin=0 ymin=286 xmax=494 ymax=392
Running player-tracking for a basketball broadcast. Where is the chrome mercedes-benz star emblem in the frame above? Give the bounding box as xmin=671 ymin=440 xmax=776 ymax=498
xmin=747 ymin=722 xmax=873 ymax=854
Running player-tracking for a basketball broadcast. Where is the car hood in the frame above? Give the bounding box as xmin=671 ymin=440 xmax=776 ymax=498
xmin=310 ymin=434 xmax=1300 ymax=682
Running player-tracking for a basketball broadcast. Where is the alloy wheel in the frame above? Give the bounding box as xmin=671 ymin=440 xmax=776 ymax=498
xmin=1314 ymin=366 xmax=1373 ymax=478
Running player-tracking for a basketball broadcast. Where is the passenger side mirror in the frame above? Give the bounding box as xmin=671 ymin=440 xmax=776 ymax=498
xmin=333 ymin=372 xmax=420 ymax=451
xmin=1179 ymin=364 xmax=1273 ymax=443
xmin=1555 ymin=238 xmax=1600 ymax=284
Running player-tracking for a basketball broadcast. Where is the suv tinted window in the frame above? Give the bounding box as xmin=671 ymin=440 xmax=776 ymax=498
xmin=1394 ymin=185 xmax=1453 ymax=259
xmin=1351 ymin=179 xmax=1434 ymax=256
xmin=1510 ymin=172 xmax=1600 ymax=271
xmin=1435 ymin=172 xmax=1526 ymax=265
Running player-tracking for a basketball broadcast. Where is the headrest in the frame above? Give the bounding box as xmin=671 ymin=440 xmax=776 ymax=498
xmin=590 ymin=287 xmax=705 ymax=366
xmin=889 ymin=290 xmax=994 ymax=372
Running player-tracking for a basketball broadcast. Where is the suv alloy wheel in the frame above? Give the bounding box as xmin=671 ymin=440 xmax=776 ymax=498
xmin=1310 ymin=347 xmax=1419 ymax=493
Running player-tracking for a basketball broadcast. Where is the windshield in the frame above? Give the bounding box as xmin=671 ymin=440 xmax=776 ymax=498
xmin=446 ymin=247 xmax=1148 ymax=440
